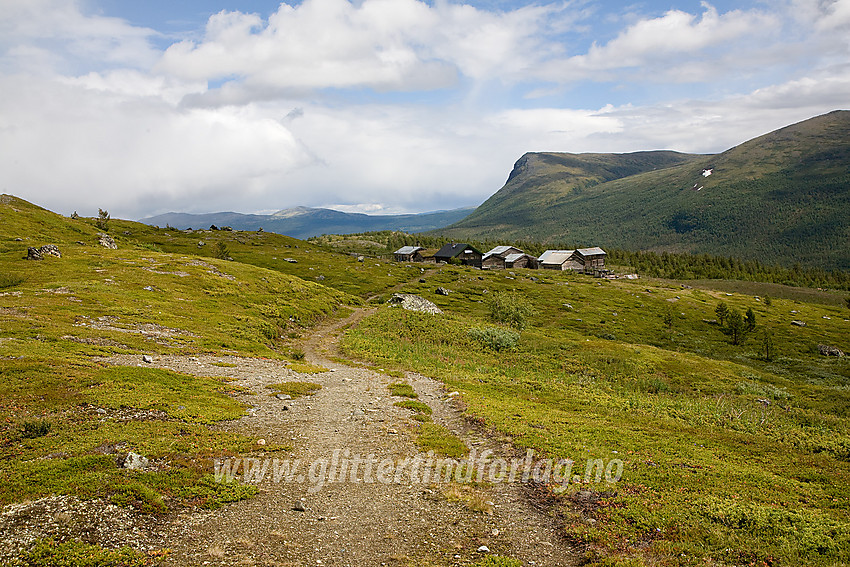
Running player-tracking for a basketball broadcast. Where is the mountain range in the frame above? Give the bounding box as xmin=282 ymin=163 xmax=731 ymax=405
xmin=143 ymin=110 xmax=849 ymax=270
xmin=436 ymin=110 xmax=850 ymax=270
xmin=141 ymin=206 xmax=474 ymax=240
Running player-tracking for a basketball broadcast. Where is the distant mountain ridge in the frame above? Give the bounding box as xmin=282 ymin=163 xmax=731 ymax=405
xmin=141 ymin=206 xmax=474 ymax=239
xmin=435 ymin=110 xmax=850 ymax=270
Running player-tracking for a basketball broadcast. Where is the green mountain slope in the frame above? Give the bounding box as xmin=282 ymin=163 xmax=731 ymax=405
xmin=141 ymin=206 xmax=474 ymax=239
xmin=437 ymin=110 xmax=850 ymax=270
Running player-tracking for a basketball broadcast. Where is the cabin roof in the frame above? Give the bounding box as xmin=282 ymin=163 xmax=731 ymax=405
xmin=483 ymin=245 xmax=521 ymax=260
xmin=538 ymin=249 xmax=575 ymax=264
xmin=504 ymin=253 xmax=531 ymax=263
xmin=394 ymin=246 xmax=423 ymax=255
xmin=575 ymin=247 xmax=606 ymax=256
xmin=434 ymin=243 xmax=482 ymax=258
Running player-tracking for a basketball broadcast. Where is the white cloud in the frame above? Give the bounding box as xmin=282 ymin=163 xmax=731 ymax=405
xmin=0 ymin=75 xmax=314 ymax=217
xmin=157 ymin=0 xmax=565 ymax=95
xmin=0 ymin=0 xmax=159 ymax=72
xmin=540 ymin=3 xmax=778 ymax=81
xmin=0 ymin=0 xmax=847 ymax=220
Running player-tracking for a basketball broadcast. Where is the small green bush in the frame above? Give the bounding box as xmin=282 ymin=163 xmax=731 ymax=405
xmin=213 ymin=241 xmax=230 ymax=260
xmin=394 ymin=399 xmax=433 ymax=415
xmin=468 ymin=326 xmax=519 ymax=352
xmin=388 ymin=382 xmax=418 ymax=398
xmin=21 ymin=420 xmax=52 ymax=439
xmin=486 ymin=291 xmax=535 ymax=331
xmin=15 ymin=538 xmax=149 ymax=567
xmin=110 ymin=481 xmax=166 ymax=514
xmin=416 ymin=422 xmax=468 ymax=458
xmin=178 ymin=474 xmax=258 ymax=509
xmin=268 ymin=381 xmax=322 ymax=399
xmin=475 ymin=556 xmax=523 ymax=567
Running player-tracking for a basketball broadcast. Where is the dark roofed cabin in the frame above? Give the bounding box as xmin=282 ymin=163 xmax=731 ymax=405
xmin=433 ymin=243 xmax=484 ymax=268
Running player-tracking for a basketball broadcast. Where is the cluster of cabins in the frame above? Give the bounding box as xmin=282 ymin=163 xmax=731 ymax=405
xmin=393 ymin=243 xmax=607 ymax=274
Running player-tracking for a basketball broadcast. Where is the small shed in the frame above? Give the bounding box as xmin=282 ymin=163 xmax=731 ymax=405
xmin=538 ymin=250 xmax=581 ymax=270
xmin=504 ymin=253 xmax=538 ymax=269
xmin=394 ymin=246 xmax=425 ymax=262
xmin=433 ymin=243 xmax=484 ymax=268
xmin=482 ymin=245 xmax=525 ymax=270
xmin=574 ymin=247 xmax=607 ymax=272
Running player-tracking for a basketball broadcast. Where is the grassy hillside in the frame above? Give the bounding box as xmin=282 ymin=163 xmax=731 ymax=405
xmin=342 ymin=264 xmax=850 ymax=566
xmin=0 ymin=195 xmax=364 ymax=524
xmin=3 ymin=194 xmax=849 ymax=566
xmin=437 ymin=110 xmax=850 ymax=270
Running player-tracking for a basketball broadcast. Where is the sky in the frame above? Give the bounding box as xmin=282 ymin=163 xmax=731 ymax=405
xmin=1 ymin=0 xmax=848 ymax=219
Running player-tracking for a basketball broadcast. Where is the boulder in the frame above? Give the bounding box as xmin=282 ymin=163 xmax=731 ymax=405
xmin=26 ymin=244 xmax=61 ymax=260
xmin=791 ymin=320 xmax=806 ymax=327
xmin=435 ymin=287 xmax=450 ymax=296
xmin=26 ymin=247 xmax=43 ymax=260
xmin=387 ymin=293 xmax=442 ymax=315
xmin=41 ymin=244 xmax=60 ymax=257
xmin=818 ymin=344 xmax=845 ymax=357
xmin=98 ymin=233 xmax=117 ymax=249
xmin=120 ymin=452 xmax=150 ymax=470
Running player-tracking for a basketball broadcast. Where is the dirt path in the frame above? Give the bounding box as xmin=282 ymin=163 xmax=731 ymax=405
xmin=105 ymin=309 xmax=579 ymax=566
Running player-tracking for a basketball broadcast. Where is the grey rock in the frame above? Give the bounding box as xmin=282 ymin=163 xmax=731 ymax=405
xmin=357 ymin=256 xmax=364 ymax=262
xmin=293 ymin=499 xmax=306 ymax=512
xmin=26 ymin=247 xmax=43 ymax=260
xmin=27 ymin=244 xmax=62 ymax=260
xmin=197 ymin=241 xmax=205 ymax=247
xmin=98 ymin=233 xmax=117 ymax=249
xmin=142 ymin=355 xmax=153 ymax=363
xmin=435 ymin=287 xmax=450 ymax=296
xmin=477 ymin=545 xmax=490 ymax=553
xmin=14 ymin=237 xmax=23 ymax=241
xmin=283 ymin=258 xmax=297 ymax=263
xmin=818 ymin=344 xmax=845 ymax=357
xmin=387 ymin=293 xmax=442 ymax=315
xmin=121 ymin=452 xmax=150 ymax=470
xmin=276 ymin=393 xmax=292 ymax=400
xmin=40 ymin=244 xmax=61 ymax=257
xmin=791 ymin=320 xmax=807 ymax=327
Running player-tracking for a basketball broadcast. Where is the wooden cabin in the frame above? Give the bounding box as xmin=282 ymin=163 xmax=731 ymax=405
xmin=482 ymin=245 xmax=525 ymax=270
xmin=394 ymin=246 xmax=425 ymax=262
xmin=574 ymin=247 xmax=607 ymax=272
xmin=538 ymin=250 xmax=582 ymax=270
xmin=433 ymin=243 xmax=484 ymax=268
xmin=504 ymin=253 xmax=538 ymax=269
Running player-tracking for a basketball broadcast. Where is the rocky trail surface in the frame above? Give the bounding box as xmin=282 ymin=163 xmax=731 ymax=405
xmin=3 ymin=309 xmax=579 ymax=566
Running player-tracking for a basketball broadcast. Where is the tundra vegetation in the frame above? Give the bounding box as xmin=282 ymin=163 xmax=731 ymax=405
xmin=1 ymin=194 xmax=848 ymax=566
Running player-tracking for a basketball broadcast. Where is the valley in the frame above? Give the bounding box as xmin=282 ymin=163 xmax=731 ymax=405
xmin=1 ymin=193 xmax=849 ymax=566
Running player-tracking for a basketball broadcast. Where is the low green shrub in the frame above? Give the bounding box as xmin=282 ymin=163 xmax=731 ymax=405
xmin=394 ymin=399 xmax=433 ymax=415
xmin=388 ymin=382 xmax=418 ymax=398
xmin=177 ymin=474 xmax=258 ymax=510
xmin=12 ymin=538 xmax=149 ymax=567
xmin=475 ymin=556 xmax=523 ymax=567
xmin=20 ymin=419 xmax=52 ymax=439
xmin=468 ymin=326 xmax=519 ymax=352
